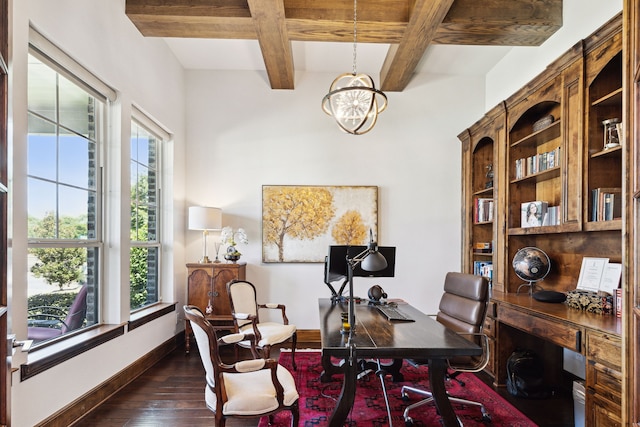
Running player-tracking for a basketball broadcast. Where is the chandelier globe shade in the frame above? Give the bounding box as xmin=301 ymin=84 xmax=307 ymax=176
xmin=321 ymin=0 xmax=387 ymax=135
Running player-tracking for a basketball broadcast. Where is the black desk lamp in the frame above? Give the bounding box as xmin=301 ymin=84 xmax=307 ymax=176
xmin=345 ymin=230 xmax=388 ymax=337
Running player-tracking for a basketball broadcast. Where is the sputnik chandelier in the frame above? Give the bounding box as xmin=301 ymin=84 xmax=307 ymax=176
xmin=321 ymin=0 xmax=387 ymax=135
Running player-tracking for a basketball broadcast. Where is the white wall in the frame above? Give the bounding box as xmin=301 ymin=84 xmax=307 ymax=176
xmin=184 ymin=70 xmax=485 ymax=327
xmin=10 ymin=1 xmax=187 ymax=425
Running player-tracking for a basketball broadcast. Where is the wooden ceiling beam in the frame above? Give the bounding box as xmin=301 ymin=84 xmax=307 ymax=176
xmin=379 ymin=0 xmax=454 ymax=92
xmin=246 ymin=0 xmax=295 ymax=89
xmin=125 ymin=0 xmax=563 ymax=90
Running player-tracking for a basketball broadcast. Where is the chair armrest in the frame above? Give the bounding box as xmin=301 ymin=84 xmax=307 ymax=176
xmin=257 ymin=303 xmax=290 ymax=325
xmin=447 ymin=332 xmax=490 ymax=373
xmin=218 ymin=331 xmax=259 ymax=358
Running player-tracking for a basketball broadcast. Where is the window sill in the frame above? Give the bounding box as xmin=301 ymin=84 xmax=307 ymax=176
xmin=128 ymin=302 xmax=177 ymax=331
xmin=20 ymin=302 xmax=177 ymax=381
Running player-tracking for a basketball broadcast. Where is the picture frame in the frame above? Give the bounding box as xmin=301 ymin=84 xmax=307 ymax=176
xmin=262 ymin=185 xmax=378 ymax=263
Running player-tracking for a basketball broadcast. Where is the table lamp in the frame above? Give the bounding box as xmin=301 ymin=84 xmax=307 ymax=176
xmin=188 ymin=206 xmax=222 ymax=263
xmin=345 ymin=229 xmax=388 ymax=337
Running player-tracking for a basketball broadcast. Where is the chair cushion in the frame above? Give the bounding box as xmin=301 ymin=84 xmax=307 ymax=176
xmin=239 ymin=322 xmax=297 ymax=347
xmin=205 ymin=365 xmax=299 ymax=416
xmin=27 ymin=327 xmax=63 ymax=341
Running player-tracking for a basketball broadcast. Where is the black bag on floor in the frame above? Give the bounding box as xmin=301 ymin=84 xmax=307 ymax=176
xmin=506 ymin=349 xmax=550 ymax=399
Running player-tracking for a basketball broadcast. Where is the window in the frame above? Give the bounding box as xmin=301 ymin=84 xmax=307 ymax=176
xmin=26 ymin=51 xmax=105 ymax=343
xmin=130 ymin=116 xmax=162 ymax=311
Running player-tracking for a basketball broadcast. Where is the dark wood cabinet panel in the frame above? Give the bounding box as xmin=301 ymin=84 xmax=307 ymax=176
xmin=184 ymin=262 xmax=246 ymax=353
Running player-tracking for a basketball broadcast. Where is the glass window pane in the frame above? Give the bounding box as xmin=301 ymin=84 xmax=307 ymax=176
xmin=58 ymin=76 xmax=95 ymax=138
xmin=27 ymin=246 xmax=99 ymax=343
xmin=59 ymin=131 xmax=93 ymax=189
xmin=27 ymin=54 xmax=57 ymax=122
xmin=130 ymin=246 xmax=159 ymax=310
xmin=59 ymin=186 xmax=91 ymax=240
xmin=28 ymin=114 xmax=57 ymax=181
xmin=27 ymin=178 xmax=56 ymax=238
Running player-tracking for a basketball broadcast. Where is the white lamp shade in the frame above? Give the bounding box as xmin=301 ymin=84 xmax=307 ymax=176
xmin=188 ymin=206 xmax=222 ymax=231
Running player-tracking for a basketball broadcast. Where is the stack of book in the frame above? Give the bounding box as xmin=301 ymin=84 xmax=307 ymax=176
xmin=474 ymin=198 xmax=494 ymax=223
xmin=591 ymin=187 xmax=622 ymax=221
xmin=474 ymin=242 xmax=492 ymax=253
xmin=473 ymin=260 xmax=493 ymax=285
xmin=514 ymin=147 xmax=561 ymax=179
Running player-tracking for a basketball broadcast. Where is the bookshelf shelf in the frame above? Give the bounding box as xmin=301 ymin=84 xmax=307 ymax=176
xmin=510 ymin=166 xmax=560 ymax=184
xmin=510 ymin=120 xmax=561 ymax=148
xmin=591 ymin=144 xmax=622 ymax=158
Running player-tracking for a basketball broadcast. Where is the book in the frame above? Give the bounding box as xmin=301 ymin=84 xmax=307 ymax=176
xmin=615 ymin=288 xmax=622 ymax=318
xmin=599 ymin=262 xmax=622 ymax=294
xmin=576 ymin=257 xmax=609 ymax=292
xmin=521 ymin=201 xmax=548 ymax=228
xmin=576 ymin=257 xmax=621 ymax=295
xmin=591 ymin=187 xmax=622 ymax=221
xmin=474 ymin=198 xmax=494 ymax=223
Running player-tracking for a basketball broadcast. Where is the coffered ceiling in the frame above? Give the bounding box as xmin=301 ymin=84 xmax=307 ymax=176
xmin=125 ymin=0 xmax=563 ymax=92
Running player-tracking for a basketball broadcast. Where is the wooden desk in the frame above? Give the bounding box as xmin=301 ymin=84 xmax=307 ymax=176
xmin=490 ymin=291 xmax=622 ymax=426
xmin=318 ymin=298 xmax=482 ymax=427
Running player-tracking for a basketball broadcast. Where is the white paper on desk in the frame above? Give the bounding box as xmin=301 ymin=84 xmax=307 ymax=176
xmin=599 ymin=263 xmax=622 ymax=294
xmin=576 ymin=257 xmax=609 ymax=292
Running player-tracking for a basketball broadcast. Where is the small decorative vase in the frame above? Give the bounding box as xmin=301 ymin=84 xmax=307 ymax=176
xmin=225 ymin=246 xmax=241 ymax=263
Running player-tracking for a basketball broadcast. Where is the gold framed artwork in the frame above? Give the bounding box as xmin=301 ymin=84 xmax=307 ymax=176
xmin=262 ymin=185 xmax=378 ymax=263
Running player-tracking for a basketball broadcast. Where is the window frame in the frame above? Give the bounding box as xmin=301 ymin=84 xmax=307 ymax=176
xmin=26 ymin=28 xmax=115 ymax=345
xmin=129 ymin=108 xmax=167 ymax=312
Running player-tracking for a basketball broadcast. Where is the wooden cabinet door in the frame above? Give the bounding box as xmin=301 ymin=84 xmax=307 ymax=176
xmin=210 ymin=263 xmax=246 ymax=316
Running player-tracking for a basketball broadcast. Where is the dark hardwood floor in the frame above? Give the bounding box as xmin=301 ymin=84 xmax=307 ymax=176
xmin=72 ymin=341 xmax=575 ymax=427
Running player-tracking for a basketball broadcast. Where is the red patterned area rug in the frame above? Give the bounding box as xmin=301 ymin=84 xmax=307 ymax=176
xmin=259 ymin=351 xmax=537 ymax=427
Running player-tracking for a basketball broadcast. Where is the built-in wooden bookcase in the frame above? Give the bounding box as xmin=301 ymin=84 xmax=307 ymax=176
xmin=458 ymin=103 xmax=506 ymax=292
xmin=584 ymin=22 xmax=623 ymax=232
xmin=464 ymin=15 xmax=625 ymax=298
xmin=507 ymin=99 xmax=563 ymax=233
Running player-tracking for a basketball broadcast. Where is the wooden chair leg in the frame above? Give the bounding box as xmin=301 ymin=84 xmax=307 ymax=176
xmin=290 ymin=332 xmax=297 ymax=371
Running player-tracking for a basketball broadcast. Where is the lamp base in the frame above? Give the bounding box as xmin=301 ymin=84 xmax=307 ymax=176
xmin=199 ymin=256 xmax=212 ymax=264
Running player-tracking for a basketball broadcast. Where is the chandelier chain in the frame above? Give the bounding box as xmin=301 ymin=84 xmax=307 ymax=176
xmin=352 ymin=0 xmax=357 ymax=75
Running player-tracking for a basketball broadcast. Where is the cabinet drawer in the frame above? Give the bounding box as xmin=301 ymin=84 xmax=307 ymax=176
xmin=499 ymin=305 xmax=582 ymax=352
xmin=586 ymin=360 xmax=622 ymax=403
xmin=587 ymin=390 xmax=622 ymax=427
xmin=586 ymin=331 xmax=621 ymax=370
xmin=483 ymin=316 xmax=496 ymax=338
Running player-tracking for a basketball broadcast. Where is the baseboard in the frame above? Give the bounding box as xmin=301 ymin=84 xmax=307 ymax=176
xmin=296 ymin=328 xmax=320 ymax=344
xmin=36 ymin=335 xmax=181 ymax=427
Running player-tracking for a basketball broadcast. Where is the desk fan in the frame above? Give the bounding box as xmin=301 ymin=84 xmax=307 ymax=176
xmin=512 ymin=247 xmax=551 ymax=294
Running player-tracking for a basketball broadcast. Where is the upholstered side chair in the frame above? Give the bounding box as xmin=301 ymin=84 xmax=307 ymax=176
xmin=400 ymin=272 xmax=492 ymax=425
xmin=184 ymin=305 xmax=299 ymax=427
xmin=227 ymin=280 xmax=298 ymax=370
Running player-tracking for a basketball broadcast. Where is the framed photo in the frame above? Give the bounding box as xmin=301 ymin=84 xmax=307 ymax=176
xmin=262 ymin=185 xmax=378 ymax=263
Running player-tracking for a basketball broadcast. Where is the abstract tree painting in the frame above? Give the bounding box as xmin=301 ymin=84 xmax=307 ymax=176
xmin=262 ymin=186 xmax=378 ymax=262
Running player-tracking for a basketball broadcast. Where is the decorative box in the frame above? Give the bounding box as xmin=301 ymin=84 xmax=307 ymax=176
xmin=533 ymin=114 xmax=554 ymax=132
xmin=565 ymin=289 xmax=613 ymax=315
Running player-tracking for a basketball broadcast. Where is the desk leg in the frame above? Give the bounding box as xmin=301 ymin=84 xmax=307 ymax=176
xmin=429 ymin=358 xmax=460 ymax=427
xmin=328 ymin=354 xmax=356 ymax=427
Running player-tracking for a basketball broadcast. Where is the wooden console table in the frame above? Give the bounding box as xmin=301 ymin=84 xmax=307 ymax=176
xmin=490 ymin=291 xmax=622 ymax=426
